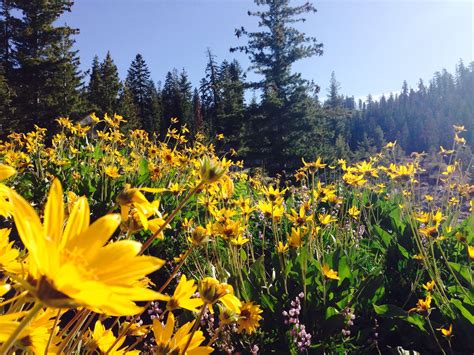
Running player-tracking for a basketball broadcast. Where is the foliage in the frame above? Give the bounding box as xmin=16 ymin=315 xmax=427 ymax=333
xmin=0 ymin=117 xmax=472 ymax=353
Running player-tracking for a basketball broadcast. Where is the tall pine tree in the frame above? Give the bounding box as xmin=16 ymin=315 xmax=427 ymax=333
xmin=9 ymin=0 xmax=82 ymax=131
xmin=231 ymin=0 xmax=324 ymax=172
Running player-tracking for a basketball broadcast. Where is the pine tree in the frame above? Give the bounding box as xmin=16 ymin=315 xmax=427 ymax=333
xmin=98 ymin=51 xmax=121 ymax=115
xmin=192 ymin=88 xmax=203 ymax=132
xmin=231 ymin=0 xmax=323 ymax=173
xmin=161 ymin=68 xmax=192 ymax=136
xmin=177 ymin=69 xmax=192 ymax=127
xmin=117 ymin=82 xmax=140 ymax=131
xmin=161 ymin=69 xmax=180 ymax=137
xmin=87 ymin=55 xmax=102 ymax=112
xmin=0 ymin=63 xmax=11 ymax=132
xmin=325 ymin=71 xmax=343 ymax=108
xmin=126 ymin=54 xmax=157 ymax=131
xmin=9 ymin=0 xmax=82 ymax=131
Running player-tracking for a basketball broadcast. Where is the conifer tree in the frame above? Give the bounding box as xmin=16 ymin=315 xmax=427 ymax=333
xmin=0 ymin=63 xmax=11 ymax=132
xmin=98 ymin=51 xmax=121 ymax=115
xmin=87 ymin=55 xmax=102 ymax=112
xmin=126 ymin=54 xmax=158 ymax=131
xmin=231 ymin=0 xmax=323 ymax=173
xmin=192 ymin=88 xmax=203 ymax=132
xmin=9 ymin=0 xmax=82 ymax=131
xmin=118 ymin=82 xmax=140 ymax=131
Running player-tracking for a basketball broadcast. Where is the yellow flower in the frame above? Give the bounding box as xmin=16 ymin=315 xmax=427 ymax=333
xmin=105 ymin=165 xmax=121 ymax=179
xmin=318 ymin=213 xmax=337 ymax=226
xmin=0 ymin=308 xmax=60 ymax=354
xmin=260 ymin=185 xmax=286 ymax=203
xmin=288 ymin=227 xmax=303 ymax=248
xmin=199 ymin=156 xmax=226 ymax=184
xmin=230 ymin=234 xmax=250 ymax=247
xmin=152 ymin=312 xmax=212 ymax=354
xmin=237 ymin=301 xmax=263 ymax=334
xmin=322 ymin=264 xmax=340 ymax=280
xmin=348 ymin=206 xmax=360 ymax=219
xmin=156 ymin=274 xmax=203 ymax=312
xmin=302 ymin=157 xmax=326 ymax=173
xmin=408 ymin=295 xmax=432 ymax=315
xmin=424 ymin=194 xmax=434 ymax=202
xmin=0 ymin=228 xmax=20 ymax=273
xmin=198 ymin=277 xmax=241 ymax=314
xmin=116 ymin=185 xmax=164 ymax=231
xmin=0 ymin=164 xmax=16 ymax=180
xmin=8 ymin=179 xmax=165 ymax=315
xmin=422 ymin=280 xmax=435 ymax=293
xmin=468 ymin=245 xmax=474 ymax=261
xmin=287 ymin=205 xmax=312 ymax=227
xmin=437 ymin=324 xmax=453 ymax=338
xmin=277 ymin=241 xmax=289 ymax=254
xmin=257 ymin=200 xmax=284 ymax=221
xmin=439 ymin=146 xmax=455 ymax=156
xmin=87 ymin=320 xmax=139 ymax=354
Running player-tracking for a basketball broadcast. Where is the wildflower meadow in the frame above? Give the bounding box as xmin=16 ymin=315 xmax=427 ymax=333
xmin=0 ymin=115 xmax=472 ymax=354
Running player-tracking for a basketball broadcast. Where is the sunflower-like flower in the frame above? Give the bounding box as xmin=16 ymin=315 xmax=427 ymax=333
xmin=86 ymin=320 xmax=139 ymax=354
xmin=156 ymin=274 xmax=203 ymax=312
xmin=7 ymin=179 xmax=165 ymax=316
xmin=322 ymin=264 xmax=340 ymax=280
xmin=152 ymin=312 xmax=213 ymax=354
xmin=0 ymin=228 xmax=20 ymax=273
xmin=198 ymin=277 xmax=241 ymax=314
xmin=237 ymin=301 xmax=263 ymax=334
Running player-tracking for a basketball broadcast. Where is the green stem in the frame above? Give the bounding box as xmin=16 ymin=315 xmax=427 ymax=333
xmin=181 ymin=303 xmax=207 ymax=354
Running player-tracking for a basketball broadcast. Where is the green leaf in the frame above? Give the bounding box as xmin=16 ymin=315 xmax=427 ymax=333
xmin=374 ymin=225 xmax=392 ymax=247
xmin=452 ymin=299 xmax=474 ymax=325
xmin=373 ymin=304 xmax=406 ymax=317
xmin=337 ymin=255 xmax=351 ymax=283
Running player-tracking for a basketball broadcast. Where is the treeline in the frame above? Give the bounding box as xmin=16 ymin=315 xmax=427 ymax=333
xmin=350 ymin=61 xmax=474 ymax=155
xmin=1 ymin=0 xmax=472 ymax=174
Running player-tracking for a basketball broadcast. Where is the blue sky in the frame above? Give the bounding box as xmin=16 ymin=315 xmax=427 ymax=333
xmin=61 ymin=0 xmax=473 ymax=101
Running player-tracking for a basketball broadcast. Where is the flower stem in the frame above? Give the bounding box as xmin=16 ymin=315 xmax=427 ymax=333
xmin=0 ymin=302 xmax=43 ymax=354
xmin=140 ymin=181 xmax=204 ymax=254
xmin=181 ymin=303 xmax=207 ymax=354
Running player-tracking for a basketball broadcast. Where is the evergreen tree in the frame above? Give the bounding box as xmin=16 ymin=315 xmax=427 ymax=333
xmin=215 ymin=59 xmax=245 ymax=152
xmin=98 ymin=51 xmax=121 ymax=115
xmin=9 ymin=0 xmax=82 ymax=131
xmin=325 ymin=71 xmax=343 ymax=108
xmin=117 ymin=82 xmax=140 ymax=131
xmin=200 ymin=48 xmax=220 ymax=135
xmin=192 ymin=87 xmax=203 ymax=132
xmin=231 ymin=0 xmax=324 ymax=173
xmin=161 ymin=68 xmax=192 ymax=136
xmin=126 ymin=54 xmax=158 ymax=131
xmin=87 ymin=55 xmax=102 ymax=112
xmin=0 ymin=63 xmax=11 ymax=132
xmin=177 ymin=69 xmax=192 ymax=127
xmin=161 ymin=69 xmax=180 ymax=137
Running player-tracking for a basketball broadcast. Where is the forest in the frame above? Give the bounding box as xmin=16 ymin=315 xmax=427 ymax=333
xmin=1 ymin=0 xmax=473 ymax=174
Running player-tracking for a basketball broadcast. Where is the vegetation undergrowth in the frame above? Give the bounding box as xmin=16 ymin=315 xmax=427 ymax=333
xmin=0 ymin=115 xmax=472 ymax=354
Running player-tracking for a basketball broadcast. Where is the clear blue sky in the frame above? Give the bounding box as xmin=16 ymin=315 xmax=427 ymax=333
xmin=61 ymin=0 xmax=473 ymax=101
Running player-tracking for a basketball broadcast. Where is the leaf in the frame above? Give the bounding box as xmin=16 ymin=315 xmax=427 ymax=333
xmin=337 ymin=255 xmax=351 ymax=283
xmin=452 ymin=299 xmax=474 ymax=325
xmin=374 ymin=225 xmax=392 ymax=247
xmin=260 ymin=293 xmax=277 ymax=313
xmin=373 ymin=304 xmax=406 ymax=317
xmin=397 ymin=243 xmax=410 ymax=259
xmin=449 ymin=262 xmax=473 ymax=287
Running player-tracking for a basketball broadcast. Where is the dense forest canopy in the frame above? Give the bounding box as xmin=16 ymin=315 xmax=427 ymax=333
xmin=0 ymin=0 xmax=472 ymax=173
